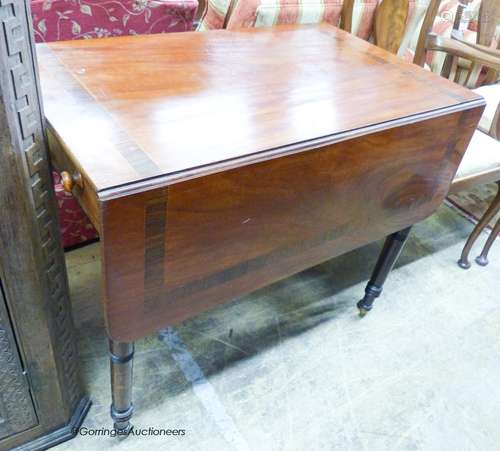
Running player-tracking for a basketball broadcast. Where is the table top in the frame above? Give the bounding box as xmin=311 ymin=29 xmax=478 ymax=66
xmin=37 ymin=24 xmax=482 ymax=198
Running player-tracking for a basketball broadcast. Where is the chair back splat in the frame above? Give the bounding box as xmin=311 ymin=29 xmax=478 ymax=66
xmin=472 ymin=0 xmax=500 ymax=86
xmin=413 ymin=0 xmax=443 ymax=66
xmin=374 ymin=0 xmax=410 ymax=54
xmin=341 ymin=0 xmax=442 ymax=66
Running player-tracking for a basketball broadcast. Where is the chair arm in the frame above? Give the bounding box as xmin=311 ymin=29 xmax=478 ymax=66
xmin=455 ymin=40 xmax=500 ymax=59
xmin=426 ymin=34 xmax=500 ymax=72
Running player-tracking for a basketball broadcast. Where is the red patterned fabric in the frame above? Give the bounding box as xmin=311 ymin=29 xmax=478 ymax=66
xmin=52 ymin=171 xmax=98 ymax=248
xmin=33 ymin=0 xmax=197 ymax=248
xmin=31 ymin=0 xmax=198 ymax=42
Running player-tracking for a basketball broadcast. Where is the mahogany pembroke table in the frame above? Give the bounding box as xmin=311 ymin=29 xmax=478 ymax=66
xmin=37 ymin=24 xmax=484 ymax=432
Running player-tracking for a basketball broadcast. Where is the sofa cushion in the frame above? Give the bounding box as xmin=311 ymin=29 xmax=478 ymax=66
xmin=228 ymin=0 xmax=344 ymax=29
xmin=31 ymin=0 xmax=198 ymax=42
xmin=197 ymin=0 xmax=233 ymax=30
xmin=349 ymin=0 xmax=378 ymax=39
xmin=349 ymin=0 xmax=419 ymax=42
xmin=199 ymin=0 xmax=344 ymax=30
xmin=397 ymin=0 xmax=430 ymax=58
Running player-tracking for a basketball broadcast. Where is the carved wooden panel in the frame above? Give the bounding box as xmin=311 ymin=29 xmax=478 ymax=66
xmin=0 ymin=280 xmax=37 ymax=440
xmin=0 ymin=0 xmax=80 ymax=412
xmin=0 ymin=0 xmax=87 ymax=448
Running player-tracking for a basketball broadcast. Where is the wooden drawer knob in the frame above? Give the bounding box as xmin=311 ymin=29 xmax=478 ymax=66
xmin=60 ymin=171 xmax=83 ymax=193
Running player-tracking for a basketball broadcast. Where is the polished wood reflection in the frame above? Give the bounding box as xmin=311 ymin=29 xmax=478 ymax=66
xmin=38 ymin=24 xmax=480 ymax=197
xmin=38 ymin=25 xmax=484 ymax=341
xmin=99 ymin=107 xmax=481 ymax=340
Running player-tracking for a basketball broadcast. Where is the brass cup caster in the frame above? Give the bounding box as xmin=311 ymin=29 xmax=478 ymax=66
xmin=356 ymin=299 xmax=372 ymax=318
xmin=358 ymin=307 xmax=369 ymax=318
xmin=111 ymin=405 xmax=134 ymax=437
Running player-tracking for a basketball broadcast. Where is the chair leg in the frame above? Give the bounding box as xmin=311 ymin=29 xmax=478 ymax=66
xmin=357 ymin=226 xmax=412 ymax=317
xmin=109 ymin=340 xmax=134 ymax=434
xmin=457 ymin=181 xmax=500 ymax=269
xmin=475 ymin=215 xmax=500 ymax=267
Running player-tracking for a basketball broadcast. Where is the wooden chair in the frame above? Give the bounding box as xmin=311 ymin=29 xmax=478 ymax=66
xmin=341 ymin=0 xmax=442 ymax=65
xmin=196 ymin=0 xmax=237 ymax=30
xmin=460 ymin=0 xmax=500 ymax=88
xmin=194 ymin=0 xmax=207 ymax=28
xmin=422 ymin=0 xmax=500 ymax=268
xmin=426 ymin=33 xmax=500 ymax=268
xmin=343 ymin=0 xmax=500 ymax=268
xmin=341 ymin=0 xmax=499 ymax=75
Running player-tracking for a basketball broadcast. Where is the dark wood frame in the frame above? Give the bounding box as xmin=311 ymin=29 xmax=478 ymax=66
xmin=357 ymin=227 xmax=413 ymax=316
xmin=0 ymin=0 xmax=90 ymax=448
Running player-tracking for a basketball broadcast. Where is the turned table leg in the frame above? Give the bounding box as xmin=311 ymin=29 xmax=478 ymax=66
xmin=357 ymin=226 xmax=412 ymax=316
xmin=457 ymin=181 xmax=500 ymax=269
xmin=109 ymin=340 xmax=134 ymax=434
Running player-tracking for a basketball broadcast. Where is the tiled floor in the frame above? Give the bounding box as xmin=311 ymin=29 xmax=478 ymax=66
xmin=448 ymin=182 xmax=500 ymax=229
xmin=55 ymin=204 xmax=500 ymax=451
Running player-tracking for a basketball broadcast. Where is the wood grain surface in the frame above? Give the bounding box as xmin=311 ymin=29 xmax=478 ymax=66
xmin=39 ymin=25 xmax=485 ymax=341
xmin=100 ymin=107 xmax=482 ymax=341
xmin=37 ymin=24 xmax=482 ymax=198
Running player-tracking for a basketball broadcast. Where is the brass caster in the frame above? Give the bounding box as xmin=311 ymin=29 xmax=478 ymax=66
xmin=475 ymin=255 xmax=489 ymax=267
xmin=111 ymin=404 xmax=134 ymax=437
xmin=358 ymin=307 xmax=369 ymax=318
xmin=114 ymin=422 xmax=133 ymax=437
xmin=457 ymin=258 xmax=471 ymax=269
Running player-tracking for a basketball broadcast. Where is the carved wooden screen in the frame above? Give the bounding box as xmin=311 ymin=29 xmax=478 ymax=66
xmin=0 ymin=280 xmax=37 ymax=440
xmin=0 ymin=0 xmax=88 ymax=448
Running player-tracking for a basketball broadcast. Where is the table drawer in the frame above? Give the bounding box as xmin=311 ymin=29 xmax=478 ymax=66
xmin=47 ymin=126 xmax=100 ymax=232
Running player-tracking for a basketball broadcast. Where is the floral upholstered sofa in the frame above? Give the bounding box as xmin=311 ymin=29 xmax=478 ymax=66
xmin=31 ymin=0 xmax=198 ymax=248
xmin=31 ymin=0 xmax=198 ymax=42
